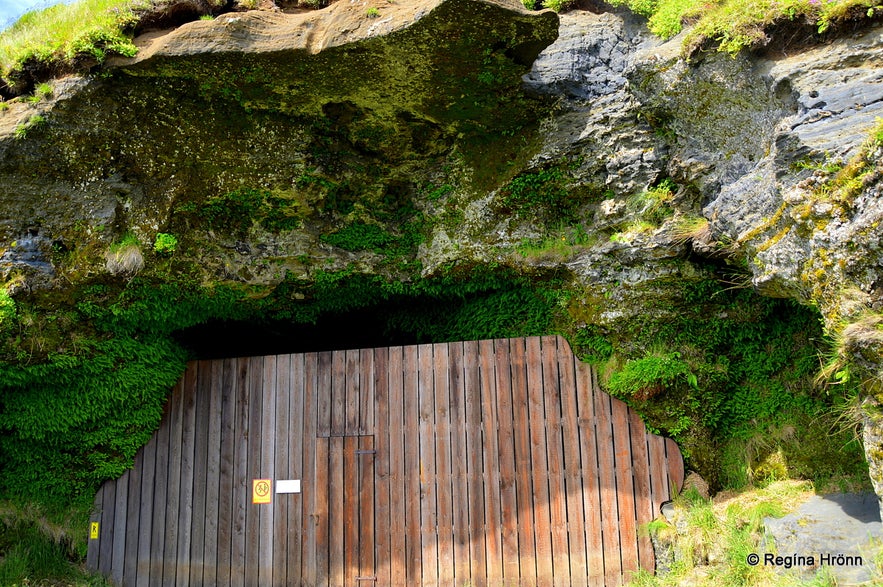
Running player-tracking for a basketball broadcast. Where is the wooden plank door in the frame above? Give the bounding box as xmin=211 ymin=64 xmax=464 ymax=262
xmin=317 ymin=435 xmax=376 ymax=586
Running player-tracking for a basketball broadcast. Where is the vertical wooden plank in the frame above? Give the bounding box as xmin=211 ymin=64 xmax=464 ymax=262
xmin=575 ymin=363 xmax=604 ymax=587
xmin=343 ymin=436 xmax=359 ymax=587
xmin=274 ymin=355 xmax=292 ymax=587
xmin=288 ymin=353 xmax=305 ymax=586
xmin=389 ymin=346 xmax=407 ymax=587
xmin=244 ymin=356 xmax=264 ymax=587
xmin=359 ymin=435 xmax=376 ymax=582
xmin=203 ymin=360 xmax=224 ymax=587
xmin=493 ymin=339 xmax=521 ymax=581
xmin=329 ymin=436 xmax=346 ymax=587
xmin=647 ymin=435 xmax=669 ymax=520
xmin=176 ymin=362 xmax=199 ymax=587
xmin=188 ymin=360 xmax=211 ymax=587
xmin=373 ymin=348 xmax=392 ymax=587
xmin=448 ymin=342 xmax=471 ymax=584
xmin=593 ymin=368 xmax=622 ymax=587
xmin=217 ymin=358 xmax=238 ymax=587
xmin=541 ymin=337 xmax=570 ymax=587
xmin=511 ymin=337 xmax=538 ymax=582
xmin=87 ymin=486 xmax=102 ymax=572
xmin=98 ymin=480 xmax=116 ymax=578
xmin=148 ymin=387 xmax=173 ymax=587
xmin=317 ymin=351 xmax=333 ymax=438
xmin=558 ymin=341 xmax=588 ymax=587
xmin=163 ymin=373 xmax=188 ymax=585
xmin=403 ymin=345 xmax=422 ymax=585
xmin=331 ymin=351 xmax=347 ymax=436
xmin=628 ymin=410 xmax=656 ymax=573
xmin=315 ymin=437 xmax=331 ymax=587
xmin=345 ymin=349 xmax=360 ymax=436
xmin=433 ymin=343 xmax=454 ymax=585
xmin=418 ymin=343 xmax=438 ymax=586
xmin=135 ymin=434 xmax=157 ymax=587
xmin=110 ymin=469 xmax=129 ymax=587
xmin=302 ymin=353 xmax=320 ymax=586
xmin=124 ymin=445 xmax=144 ymax=586
xmin=525 ymin=337 xmax=553 ymax=586
xmin=259 ymin=356 xmax=278 ymax=586
xmin=231 ymin=358 xmax=251 ymax=585
xmin=472 ymin=340 xmax=496 ymax=586
xmin=612 ymin=398 xmax=638 ymax=583
xmin=666 ymin=438 xmax=685 ymax=496
xmin=361 ymin=349 xmax=375 ymax=435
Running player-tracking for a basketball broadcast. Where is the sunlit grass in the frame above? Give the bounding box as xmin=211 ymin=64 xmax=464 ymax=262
xmin=628 ymin=480 xmax=876 ymax=586
xmin=0 ymin=0 xmax=143 ymax=79
xmin=605 ymin=0 xmax=882 ymax=54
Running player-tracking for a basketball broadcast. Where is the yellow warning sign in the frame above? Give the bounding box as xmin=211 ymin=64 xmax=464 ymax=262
xmin=89 ymin=522 xmax=99 ymax=540
xmin=252 ymin=479 xmax=272 ymax=504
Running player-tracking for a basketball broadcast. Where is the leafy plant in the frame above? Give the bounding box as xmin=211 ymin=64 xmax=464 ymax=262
xmin=608 ymin=351 xmax=698 ymax=400
xmin=366 ymin=7 xmax=380 ymax=17
xmin=0 ymin=287 xmax=16 ymax=331
xmin=13 ymin=114 xmax=46 ymax=139
xmin=321 ymin=222 xmax=395 ymax=252
xmin=497 ymin=166 xmax=578 ymax=221
xmin=153 ymin=233 xmax=178 ymax=255
xmin=27 ymin=82 xmax=53 ymax=103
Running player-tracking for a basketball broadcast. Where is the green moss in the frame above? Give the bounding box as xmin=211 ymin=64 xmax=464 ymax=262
xmin=593 ymin=277 xmax=864 ymax=490
xmin=495 ymin=164 xmax=584 ymax=223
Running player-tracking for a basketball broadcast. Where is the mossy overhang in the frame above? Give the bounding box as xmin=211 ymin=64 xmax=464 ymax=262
xmin=113 ymin=0 xmax=559 ymax=132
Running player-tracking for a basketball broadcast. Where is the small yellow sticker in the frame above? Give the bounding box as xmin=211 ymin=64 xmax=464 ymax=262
xmin=252 ymin=479 xmax=272 ymax=504
xmin=89 ymin=522 xmax=99 ymax=540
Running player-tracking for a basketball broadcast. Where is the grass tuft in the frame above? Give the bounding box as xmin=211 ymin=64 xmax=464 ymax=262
xmin=606 ymin=0 xmax=883 ymax=55
xmin=0 ymin=0 xmax=164 ymax=92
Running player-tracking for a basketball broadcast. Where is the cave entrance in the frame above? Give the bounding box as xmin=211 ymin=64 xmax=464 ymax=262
xmin=173 ymin=303 xmax=422 ymax=359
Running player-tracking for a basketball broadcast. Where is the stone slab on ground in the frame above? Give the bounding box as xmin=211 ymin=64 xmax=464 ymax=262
xmin=764 ymin=492 xmax=882 ymax=585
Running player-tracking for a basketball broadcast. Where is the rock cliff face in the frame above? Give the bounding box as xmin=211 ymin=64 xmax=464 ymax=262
xmin=0 ymin=0 xmax=881 ymax=506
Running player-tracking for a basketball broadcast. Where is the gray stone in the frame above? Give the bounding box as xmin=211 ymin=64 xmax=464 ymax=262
xmin=764 ymin=493 xmax=883 ymax=585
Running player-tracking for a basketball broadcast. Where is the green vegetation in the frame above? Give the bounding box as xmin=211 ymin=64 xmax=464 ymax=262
xmin=589 ymin=279 xmax=867 ymax=490
xmin=669 ymin=214 xmax=712 ymax=246
xmin=0 ymin=288 xmax=16 ymax=331
xmin=496 ymin=165 xmax=583 ymax=223
xmin=366 ymin=7 xmax=380 ymax=17
xmin=583 ymin=0 xmax=883 ymax=54
xmin=811 ymin=118 xmax=883 ymax=210
xmin=104 ymin=232 xmax=143 ymax=275
xmin=541 ymin=0 xmax=576 ymax=11
xmin=153 ymin=232 xmax=178 ymax=255
xmin=627 ymin=179 xmax=677 ymax=225
xmin=13 ymin=113 xmax=46 ymax=139
xmin=628 ymin=480 xmax=871 ymax=586
xmin=181 ymin=187 xmax=309 ymax=234
xmin=0 ymin=0 xmax=140 ymax=89
xmin=515 ymin=225 xmax=597 ymax=263
xmin=27 ymin=82 xmax=53 ymax=103
xmin=0 ymin=502 xmax=110 ymax=586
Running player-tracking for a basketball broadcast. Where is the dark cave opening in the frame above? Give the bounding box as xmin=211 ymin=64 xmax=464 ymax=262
xmin=173 ymin=305 xmax=422 ymax=359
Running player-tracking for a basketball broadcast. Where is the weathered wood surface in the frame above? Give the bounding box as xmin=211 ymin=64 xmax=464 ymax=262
xmin=87 ymin=336 xmax=684 ymax=586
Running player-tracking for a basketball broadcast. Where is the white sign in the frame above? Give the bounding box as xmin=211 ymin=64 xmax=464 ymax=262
xmin=276 ymin=479 xmax=301 ymax=494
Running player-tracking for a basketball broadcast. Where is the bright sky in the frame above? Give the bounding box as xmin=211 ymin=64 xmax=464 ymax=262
xmin=0 ymin=0 xmax=64 ymax=30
